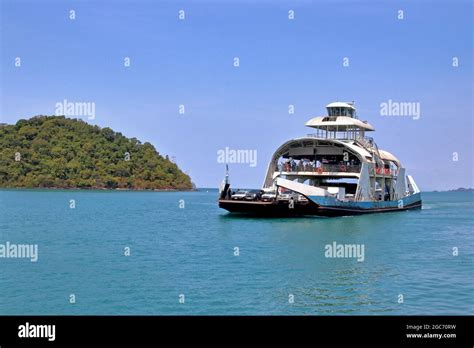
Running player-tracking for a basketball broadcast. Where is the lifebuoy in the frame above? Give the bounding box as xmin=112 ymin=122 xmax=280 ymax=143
xmin=339 ymin=164 xmax=347 ymax=172
xmin=317 ymin=167 xmax=323 ymax=174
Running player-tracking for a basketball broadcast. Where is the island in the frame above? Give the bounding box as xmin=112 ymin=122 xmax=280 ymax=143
xmin=0 ymin=116 xmax=193 ymax=190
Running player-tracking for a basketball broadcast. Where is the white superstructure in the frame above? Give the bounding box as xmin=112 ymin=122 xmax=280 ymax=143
xmin=262 ymin=102 xmax=420 ymax=203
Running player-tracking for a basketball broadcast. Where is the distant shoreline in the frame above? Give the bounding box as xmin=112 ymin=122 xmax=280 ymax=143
xmin=429 ymin=188 xmax=473 ymax=193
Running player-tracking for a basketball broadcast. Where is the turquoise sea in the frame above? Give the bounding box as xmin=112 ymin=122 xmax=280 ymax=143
xmin=0 ymin=189 xmax=472 ymax=315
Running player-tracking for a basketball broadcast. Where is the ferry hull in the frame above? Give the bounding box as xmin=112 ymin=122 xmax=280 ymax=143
xmin=218 ymin=199 xmax=320 ymax=217
xmin=218 ymin=193 xmax=422 ymax=217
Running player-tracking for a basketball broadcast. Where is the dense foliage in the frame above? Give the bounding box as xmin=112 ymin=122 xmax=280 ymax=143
xmin=0 ymin=116 xmax=193 ymax=190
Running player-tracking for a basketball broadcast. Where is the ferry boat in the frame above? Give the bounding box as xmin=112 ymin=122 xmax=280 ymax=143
xmin=218 ymin=102 xmax=422 ymax=217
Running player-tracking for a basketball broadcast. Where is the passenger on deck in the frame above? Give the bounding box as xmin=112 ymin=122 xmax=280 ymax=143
xmin=289 ymin=157 xmax=296 ymax=171
xmin=301 ymin=158 xmax=309 ymax=171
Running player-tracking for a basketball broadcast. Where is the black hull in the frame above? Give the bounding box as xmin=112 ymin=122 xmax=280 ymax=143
xmin=218 ymin=199 xmax=422 ymax=217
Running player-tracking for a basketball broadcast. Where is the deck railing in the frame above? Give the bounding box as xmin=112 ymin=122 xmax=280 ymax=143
xmin=278 ymin=163 xmax=398 ymax=176
xmin=371 ymin=167 xmax=398 ymax=176
xmin=278 ymin=163 xmax=361 ymax=174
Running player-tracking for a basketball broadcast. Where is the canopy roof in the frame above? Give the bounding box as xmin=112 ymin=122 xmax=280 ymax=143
xmin=326 ymin=102 xmax=355 ymax=109
xmin=342 ymin=140 xmax=373 ymax=159
xmin=378 ymin=149 xmax=401 ymax=167
xmin=305 ymin=116 xmax=375 ymax=131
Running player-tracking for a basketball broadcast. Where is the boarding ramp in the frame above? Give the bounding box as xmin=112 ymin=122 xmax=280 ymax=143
xmin=276 ymin=178 xmax=328 ymax=197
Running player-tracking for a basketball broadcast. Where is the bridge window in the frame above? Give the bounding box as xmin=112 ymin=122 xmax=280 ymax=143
xmin=327 ymin=107 xmax=354 ymax=117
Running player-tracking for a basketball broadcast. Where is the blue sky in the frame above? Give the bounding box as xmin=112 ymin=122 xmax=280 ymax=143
xmin=1 ymin=0 xmax=472 ymax=190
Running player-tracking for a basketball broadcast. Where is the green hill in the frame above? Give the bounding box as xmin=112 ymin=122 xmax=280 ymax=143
xmin=0 ymin=116 xmax=193 ymax=190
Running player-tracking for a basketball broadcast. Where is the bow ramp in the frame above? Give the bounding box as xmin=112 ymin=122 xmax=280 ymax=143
xmin=276 ymin=178 xmax=327 ymax=199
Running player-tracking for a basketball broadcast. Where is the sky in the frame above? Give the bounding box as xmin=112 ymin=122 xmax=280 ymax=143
xmin=0 ymin=0 xmax=472 ymax=190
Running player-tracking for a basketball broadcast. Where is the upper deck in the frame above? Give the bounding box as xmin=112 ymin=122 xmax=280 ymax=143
xmin=305 ymin=102 xmax=375 ymax=141
xmin=262 ymin=102 xmax=402 ymax=188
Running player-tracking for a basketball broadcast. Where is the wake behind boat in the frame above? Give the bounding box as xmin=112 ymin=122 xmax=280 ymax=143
xmin=218 ymin=101 xmax=422 ymax=217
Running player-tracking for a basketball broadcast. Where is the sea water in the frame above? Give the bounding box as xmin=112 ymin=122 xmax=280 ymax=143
xmin=0 ymin=189 xmax=472 ymax=315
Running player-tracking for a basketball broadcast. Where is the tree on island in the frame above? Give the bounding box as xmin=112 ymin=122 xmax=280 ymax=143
xmin=0 ymin=116 xmax=193 ymax=190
